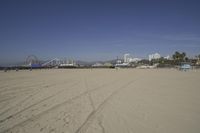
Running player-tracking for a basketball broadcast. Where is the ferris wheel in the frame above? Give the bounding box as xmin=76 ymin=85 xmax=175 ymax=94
xmin=26 ymin=55 xmax=39 ymax=66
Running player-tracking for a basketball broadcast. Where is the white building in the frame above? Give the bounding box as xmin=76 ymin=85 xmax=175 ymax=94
xmin=124 ymin=53 xmax=131 ymax=63
xmin=59 ymin=59 xmax=76 ymax=67
xmin=124 ymin=53 xmax=141 ymax=63
xmin=149 ymin=53 xmax=161 ymax=61
xmin=115 ymin=62 xmax=129 ymax=67
xmin=92 ymin=63 xmax=103 ymax=67
xmin=129 ymin=58 xmax=141 ymax=63
xmin=164 ymin=55 xmax=170 ymax=60
xmin=116 ymin=60 xmax=122 ymax=64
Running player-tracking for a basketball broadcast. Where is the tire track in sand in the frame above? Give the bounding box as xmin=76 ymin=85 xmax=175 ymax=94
xmin=83 ymin=77 xmax=95 ymax=111
xmin=75 ymin=79 xmax=137 ymax=133
xmin=0 ymin=81 xmax=79 ymax=124
xmin=0 ymin=78 xmax=77 ymax=116
xmin=0 ymin=78 xmax=120 ymax=133
xmin=0 ymin=82 xmax=64 ymax=115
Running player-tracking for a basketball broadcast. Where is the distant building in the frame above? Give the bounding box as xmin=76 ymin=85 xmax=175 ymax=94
xmin=92 ymin=63 xmax=103 ymax=67
xmin=196 ymin=60 xmax=200 ymax=65
xmin=124 ymin=53 xmax=131 ymax=63
xmin=115 ymin=62 xmax=130 ymax=67
xmin=104 ymin=62 xmax=113 ymax=67
xmin=124 ymin=53 xmax=141 ymax=63
xmin=59 ymin=59 xmax=76 ymax=67
xmin=60 ymin=63 xmax=75 ymax=67
xmin=164 ymin=55 xmax=170 ymax=60
xmin=149 ymin=53 xmax=161 ymax=61
xmin=128 ymin=58 xmax=141 ymax=63
xmin=116 ymin=60 xmax=122 ymax=64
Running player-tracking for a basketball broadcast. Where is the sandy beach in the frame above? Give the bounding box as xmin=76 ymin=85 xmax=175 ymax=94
xmin=0 ymin=69 xmax=200 ymax=133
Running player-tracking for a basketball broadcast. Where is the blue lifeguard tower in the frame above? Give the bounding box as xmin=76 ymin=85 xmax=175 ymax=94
xmin=180 ymin=62 xmax=191 ymax=71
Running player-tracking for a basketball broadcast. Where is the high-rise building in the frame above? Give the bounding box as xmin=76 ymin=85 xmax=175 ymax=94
xmin=124 ymin=53 xmax=131 ymax=63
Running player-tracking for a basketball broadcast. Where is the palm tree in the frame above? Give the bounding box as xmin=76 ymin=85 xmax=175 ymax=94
xmin=172 ymin=51 xmax=187 ymax=65
xmin=173 ymin=51 xmax=180 ymax=65
xmin=182 ymin=52 xmax=186 ymax=60
xmin=185 ymin=57 xmax=189 ymax=62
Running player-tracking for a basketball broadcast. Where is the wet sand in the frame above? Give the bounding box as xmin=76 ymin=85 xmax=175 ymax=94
xmin=0 ymin=69 xmax=200 ymax=133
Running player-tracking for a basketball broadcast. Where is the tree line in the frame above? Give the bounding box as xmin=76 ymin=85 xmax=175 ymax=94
xmin=138 ymin=51 xmax=200 ymax=67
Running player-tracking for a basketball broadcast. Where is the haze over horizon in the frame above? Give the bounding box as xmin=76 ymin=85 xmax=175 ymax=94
xmin=0 ymin=0 xmax=200 ymax=65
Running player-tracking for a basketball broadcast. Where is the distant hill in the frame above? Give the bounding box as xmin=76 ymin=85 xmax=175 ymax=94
xmin=76 ymin=59 xmax=119 ymax=66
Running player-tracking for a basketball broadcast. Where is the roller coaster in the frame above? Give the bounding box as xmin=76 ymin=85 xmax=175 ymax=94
xmin=41 ymin=58 xmax=61 ymax=67
xmin=26 ymin=55 xmax=61 ymax=68
xmin=25 ymin=55 xmax=76 ymax=68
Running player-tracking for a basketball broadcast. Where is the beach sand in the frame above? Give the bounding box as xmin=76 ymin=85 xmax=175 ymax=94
xmin=0 ymin=69 xmax=200 ymax=133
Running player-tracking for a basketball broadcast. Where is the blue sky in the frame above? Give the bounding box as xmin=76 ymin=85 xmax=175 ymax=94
xmin=0 ymin=0 xmax=200 ymax=65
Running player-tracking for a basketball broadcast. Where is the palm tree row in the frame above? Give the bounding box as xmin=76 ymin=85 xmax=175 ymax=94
xmin=172 ymin=51 xmax=186 ymax=62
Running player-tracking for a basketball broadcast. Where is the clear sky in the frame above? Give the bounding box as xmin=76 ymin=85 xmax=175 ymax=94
xmin=0 ymin=0 xmax=200 ymax=65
